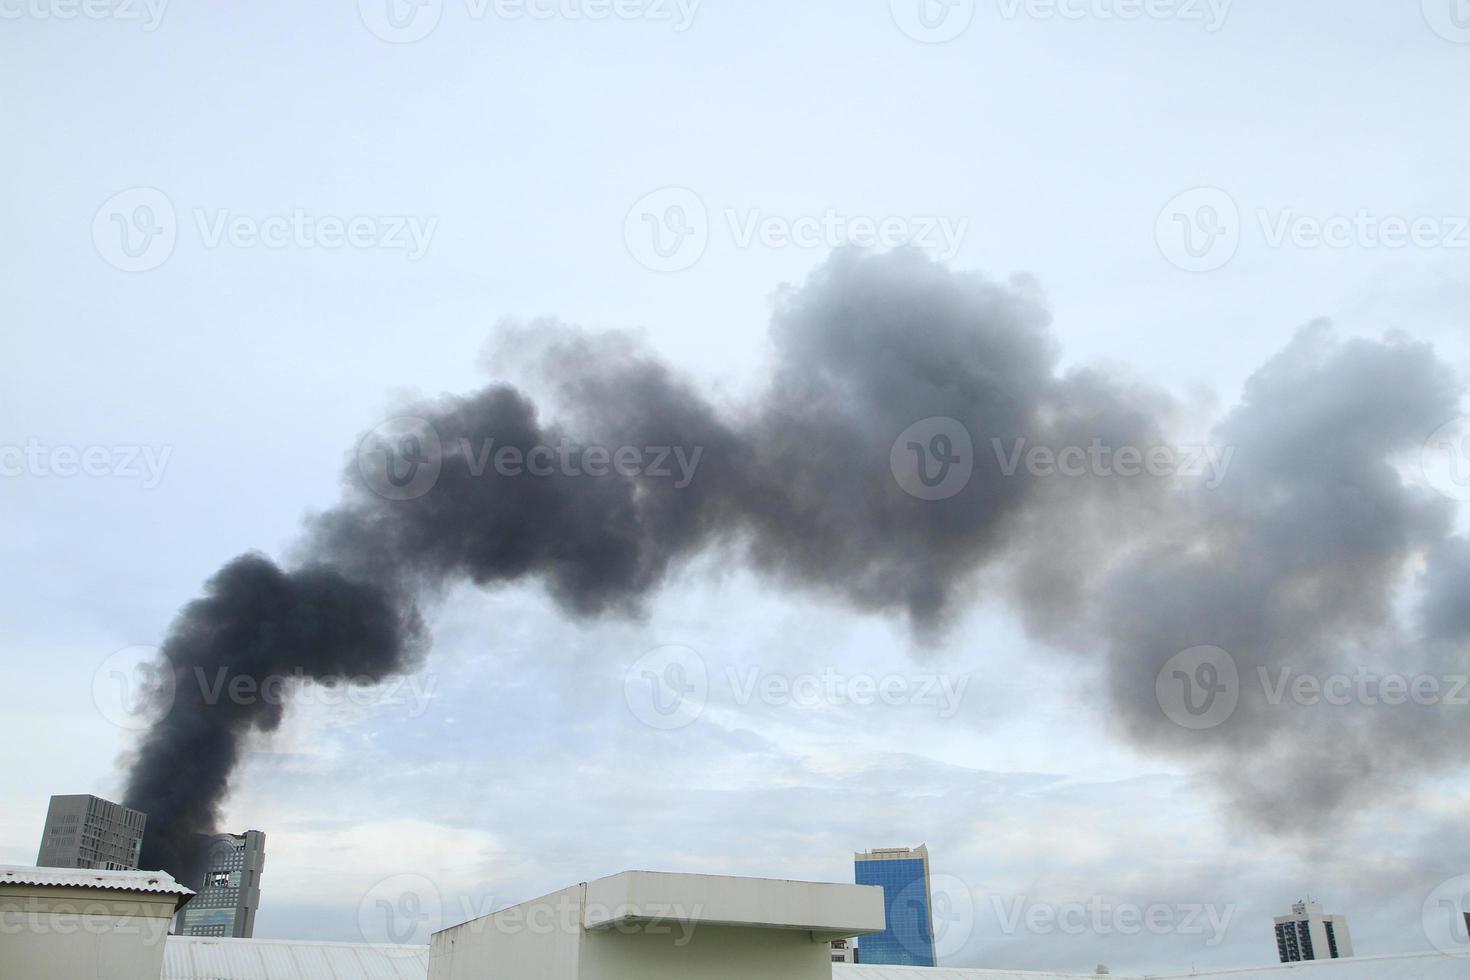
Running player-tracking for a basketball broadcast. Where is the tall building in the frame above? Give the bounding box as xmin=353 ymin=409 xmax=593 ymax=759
xmin=176 ymin=831 xmax=266 ymax=938
xmin=35 ymin=794 xmax=146 ymax=871
xmin=853 ymin=845 xmax=936 ymax=966
xmin=1274 ymin=898 xmax=1353 ymax=962
xmin=829 ymin=937 xmax=857 ymax=963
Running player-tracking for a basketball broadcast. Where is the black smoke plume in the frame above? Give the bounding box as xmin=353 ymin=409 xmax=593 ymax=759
xmin=123 ymin=250 xmax=1468 ymax=881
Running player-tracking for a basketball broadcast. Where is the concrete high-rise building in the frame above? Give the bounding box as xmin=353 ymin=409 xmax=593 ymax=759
xmin=35 ymin=794 xmax=146 ymax=871
xmin=1274 ymin=898 xmax=1353 ymax=962
xmin=853 ymin=845 xmax=936 ymax=966
xmin=176 ymin=831 xmax=266 ymax=938
xmin=829 ymin=937 xmax=857 ymax=963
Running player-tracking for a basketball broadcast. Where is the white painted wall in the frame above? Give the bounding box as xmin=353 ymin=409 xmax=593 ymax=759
xmin=0 ymin=884 xmax=179 ymax=980
xmin=428 ymin=872 xmax=885 ymax=980
xmin=429 ymin=883 xmax=585 ymax=980
xmin=579 ymin=922 xmax=834 ymax=980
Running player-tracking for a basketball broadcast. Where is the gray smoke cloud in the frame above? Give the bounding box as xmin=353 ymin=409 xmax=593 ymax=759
xmin=1101 ymin=322 xmax=1465 ymax=828
xmin=123 ymin=249 xmax=1466 ymax=882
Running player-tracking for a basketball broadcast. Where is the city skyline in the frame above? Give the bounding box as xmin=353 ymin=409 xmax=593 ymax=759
xmin=6 ymin=1 xmax=1470 ymax=975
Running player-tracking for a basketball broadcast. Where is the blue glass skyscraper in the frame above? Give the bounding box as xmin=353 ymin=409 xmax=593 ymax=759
xmin=853 ymin=845 xmax=936 ymax=966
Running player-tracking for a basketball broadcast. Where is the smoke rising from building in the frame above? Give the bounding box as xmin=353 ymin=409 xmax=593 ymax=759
xmin=122 ymin=250 xmax=1468 ymax=882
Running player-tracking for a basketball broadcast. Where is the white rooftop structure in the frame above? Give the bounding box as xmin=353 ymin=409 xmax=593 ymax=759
xmin=834 ymin=949 xmax=1470 ymax=979
xmin=430 ymin=870 xmax=888 ymax=980
xmin=0 ymin=863 xmax=194 ymax=980
xmin=5 ymin=862 xmax=1468 ymax=980
xmin=148 ymin=945 xmax=1470 ymax=979
xmin=0 ymin=863 xmax=194 ymax=897
xmin=163 ymin=937 xmax=429 ymax=980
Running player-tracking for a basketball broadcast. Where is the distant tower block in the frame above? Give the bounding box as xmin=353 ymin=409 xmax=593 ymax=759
xmin=853 ymin=845 xmax=937 ymax=966
xmin=35 ymin=795 xmax=146 ymax=871
xmin=176 ymin=831 xmax=266 ymax=938
xmin=1273 ymin=898 xmax=1353 ymax=962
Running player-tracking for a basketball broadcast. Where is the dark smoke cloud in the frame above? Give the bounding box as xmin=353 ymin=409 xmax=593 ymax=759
xmin=125 ymin=557 xmax=421 ymax=883
xmin=123 ymin=249 xmax=1466 ymax=880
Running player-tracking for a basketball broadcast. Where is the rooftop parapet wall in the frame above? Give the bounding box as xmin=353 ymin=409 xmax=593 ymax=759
xmin=430 ymin=871 xmax=885 ymax=980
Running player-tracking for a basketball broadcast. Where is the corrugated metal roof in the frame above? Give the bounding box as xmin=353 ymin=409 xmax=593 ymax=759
xmin=834 ymin=949 xmax=1470 ymax=980
xmin=153 ymin=937 xmax=1467 ymax=980
xmin=163 ymin=937 xmax=429 ymax=980
xmin=836 ymin=968 xmax=1122 ymax=979
xmin=0 ymin=863 xmax=194 ymax=897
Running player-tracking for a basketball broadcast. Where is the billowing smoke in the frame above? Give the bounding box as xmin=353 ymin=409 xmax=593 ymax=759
xmin=1100 ymin=322 xmax=1465 ymax=827
xmin=123 ymin=249 xmax=1467 ymax=881
xmin=124 ymin=559 xmax=422 ymax=884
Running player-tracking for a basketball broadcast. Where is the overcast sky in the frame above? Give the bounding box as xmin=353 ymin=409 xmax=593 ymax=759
xmin=4 ymin=0 xmax=1470 ymax=974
